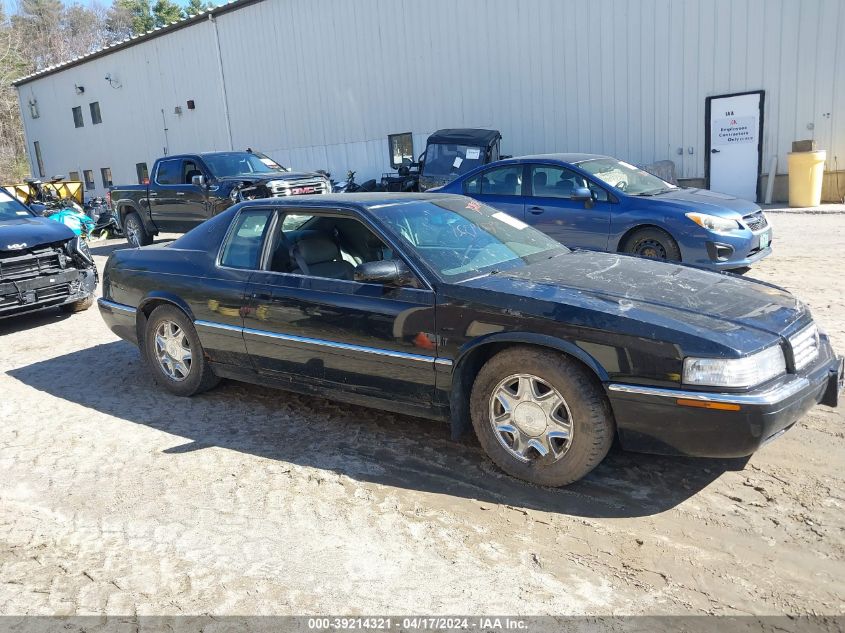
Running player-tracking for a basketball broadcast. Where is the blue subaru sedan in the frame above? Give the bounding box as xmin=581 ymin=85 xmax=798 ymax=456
xmin=436 ymin=153 xmax=772 ymax=270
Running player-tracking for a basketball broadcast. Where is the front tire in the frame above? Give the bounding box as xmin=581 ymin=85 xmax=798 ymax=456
xmin=470 ymin=347 xmax=614 ymax=487
xmin=124 ymin=211 xmax=152 ymax=248
xmin=60 ymin=294 xmax=94 ymax=313
xmin=623 ymin=227 xmax=681 ymax=261
xmin=144 ymin=305 xmax=219 ymax=396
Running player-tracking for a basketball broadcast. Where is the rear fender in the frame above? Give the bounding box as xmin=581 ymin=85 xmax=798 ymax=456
xmin=136 ymin=292 xmax=195 ymax=351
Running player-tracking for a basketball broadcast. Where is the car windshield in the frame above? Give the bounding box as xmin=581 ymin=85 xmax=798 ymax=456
xmin=0 ymin=189 xmax=33 ymax=220
xmin=203 ymin=152 xmax=285 ymax=178
xmin=575 ymin=157 xmax=678 ymax=196
xmin=422 ymin=144 xmax=485 ymax=179
xmin=370 ymin=197 xmax=567 ymax=281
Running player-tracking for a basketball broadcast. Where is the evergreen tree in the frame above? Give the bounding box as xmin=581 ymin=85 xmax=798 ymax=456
xmin=152 ymin=0 xmax=184 ymax=27
xmin=186 ymin=0 xmax=214 ymax=16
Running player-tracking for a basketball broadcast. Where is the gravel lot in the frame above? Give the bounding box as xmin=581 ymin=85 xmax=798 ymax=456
xmin=0 ymin=213 xmax=843 ymax=616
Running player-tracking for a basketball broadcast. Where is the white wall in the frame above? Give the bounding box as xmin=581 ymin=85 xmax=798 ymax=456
xmin=17 ymin=0 xmax=845 ymax=197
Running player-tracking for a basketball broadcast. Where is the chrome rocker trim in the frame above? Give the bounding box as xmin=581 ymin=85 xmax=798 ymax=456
xmin=607 ymin=378 xmax=811 ymax=407
xmin=195 ymin=319 xmax=453 ymax=367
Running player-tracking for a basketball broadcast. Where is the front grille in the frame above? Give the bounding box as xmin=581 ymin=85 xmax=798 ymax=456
xmin=743 ymin=211 xmax=768 ymax=231
xmin=789 ymin=323 xmax=820 ymax=371
xmin=0 ymin=246 xmax=64 ymax=281
xmin=269 ymin=178 xmax=329 ymax=197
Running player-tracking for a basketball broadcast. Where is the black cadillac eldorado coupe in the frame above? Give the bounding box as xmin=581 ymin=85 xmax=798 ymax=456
xmin=98 ymin=193 xmax=842 ymax=487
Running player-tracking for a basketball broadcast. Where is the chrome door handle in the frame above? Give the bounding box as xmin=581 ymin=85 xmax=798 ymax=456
xmin=711 ymin=149 xmax=721 ymax=154
xmin=529 ymin=206 xmax=544 ymax=215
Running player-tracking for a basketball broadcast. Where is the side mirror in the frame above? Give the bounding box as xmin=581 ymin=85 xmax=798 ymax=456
xmin=571 ymin=187 xmax=592 ymax=201
xmin=354 ymin=260 xmax=414 ymax=287
xmin=191 ymin=174 xmax=206 ymax=187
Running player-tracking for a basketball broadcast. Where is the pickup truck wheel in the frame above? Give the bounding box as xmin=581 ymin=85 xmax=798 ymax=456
xmin=60 ymin=294 xmax=94 ymax=313
xmin=623 ymin=227 xmax=681 ymax=261
xmin=144 ymin=305 xmax=220 ymax=397
xmin=124 ymin=212 xmax=151 ymax=248
xmin=470 ymin=347 xmax=614 ymax=487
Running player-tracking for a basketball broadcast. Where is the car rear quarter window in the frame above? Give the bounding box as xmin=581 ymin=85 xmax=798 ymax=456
xmin=220 ymin=209 xmax=273 ymax=269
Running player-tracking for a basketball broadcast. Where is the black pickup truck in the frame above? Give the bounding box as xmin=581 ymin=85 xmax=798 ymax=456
xmin=111 ymin=151 xmax=331 ymax=247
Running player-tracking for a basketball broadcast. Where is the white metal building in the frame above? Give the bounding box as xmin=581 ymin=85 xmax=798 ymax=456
xmin=14 ymin=0 xmax=845 ymax=202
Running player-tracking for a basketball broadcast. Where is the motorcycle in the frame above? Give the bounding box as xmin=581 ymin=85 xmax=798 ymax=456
xmin=84 ymin=194 xmax=122 ymax=238
xmin=26 ymin=177 xmax=96 ymax=239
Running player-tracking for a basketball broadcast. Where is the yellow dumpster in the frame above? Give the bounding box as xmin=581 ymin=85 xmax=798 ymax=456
xmin=787 ymin=150 xmax=825 ymax=207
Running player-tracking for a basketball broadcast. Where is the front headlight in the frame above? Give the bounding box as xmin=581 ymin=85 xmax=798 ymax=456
xmin=65 ymin=235 xmax=94 ymax=267
xmin=686 ymin=212 xmax=742 ymax=233
xmin=683 ymin=345 xmax=786 ymax=388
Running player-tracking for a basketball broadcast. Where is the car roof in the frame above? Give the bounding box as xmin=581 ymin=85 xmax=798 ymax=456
xmin=236 ymin=192 xmax=466 ymax=213
xmin=427 ymin=129 xmax=502 ymax=146
xmin=507 ymin=152 xmax=611 ymax=164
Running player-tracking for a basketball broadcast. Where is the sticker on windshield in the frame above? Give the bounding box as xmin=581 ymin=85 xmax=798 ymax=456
xmin=260 ymin=158 xmax=279 ymax=168
xmin=452 ymin=156 xmax=463 ymax=169
xmin=618 ymin=161 xmax=637 ymax=170
xmin=0 ymin=191 xmax=13 ymax=202
xmin=465 ymin=148 xmax=481 ymax=160
xmin=493 ymin=211 xmax=528 ymax=230
xmin=16 ymin=211 xmax=28 ymax=215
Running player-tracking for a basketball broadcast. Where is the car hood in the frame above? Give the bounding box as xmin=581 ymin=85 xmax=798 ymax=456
xmin=216 ymin=171 xmax=324 ymax=184
xmin=462 ymin=250 xmax=806 ymax=352
xmin=0 ymin=216 xmax=75 ymax=252
xmin=638 ymin=187 xmax=760 ymax=216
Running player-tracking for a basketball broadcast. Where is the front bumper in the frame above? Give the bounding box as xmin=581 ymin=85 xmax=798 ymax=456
xmin=684 ymin=226 xmax=773 ymax=270
xmin=0 ymin=267 xmax=96 ymax=319
xmin=606 ymin=341 xmax=842 ymax=457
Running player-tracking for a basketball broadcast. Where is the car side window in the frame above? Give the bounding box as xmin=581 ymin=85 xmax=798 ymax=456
xmin=183 ymin=160 xmax=203 ymax=185
xmin=479 ymin=166 xmax=523 ymax=196
xmin=529 ymin=165 xmax=589 ymax=198
xmin=156 ymin=159 xmax=181 ymax=185
xmin=220 ymin=208 xmax=273 ymax=269
xmin=268 ymin=213 xmax=418 ymax=287
xmin=463 ymin=175 xmax=481 ymax=195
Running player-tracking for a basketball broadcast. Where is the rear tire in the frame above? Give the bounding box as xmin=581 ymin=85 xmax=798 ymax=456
xmin=623 ymin=227 xmax=681 ymax=261
xmin=144 ymin=305 xmax=219 ymax=397
xmin=469 ymin=347 xmax=614 ymax=487
xmin=124 ymin=211 xmax=152 ymax=248
xmin=60 ymin=294 xmax=94 ymax=313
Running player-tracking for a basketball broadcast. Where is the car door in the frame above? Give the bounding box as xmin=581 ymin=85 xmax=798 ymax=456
xmin=242 ymin=209 xmax=438 ymax=406
xmin=523 ymin=164 xmax=612 ymax=251
xmin=190 ymin=206 xmax=274 ymax=369
xmin=462 ymin=164 xmax=526 ymax=219
xmin=149 ymin=158 xmax=209 ymax=232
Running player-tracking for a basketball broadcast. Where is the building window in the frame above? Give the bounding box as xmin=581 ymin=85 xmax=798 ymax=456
xmin=136 ymin=162 xmax=149 ymax=184
xmin=72 ymin=106 xmax=84 ymax=128
xmin=388 ymin=132 xmax=414 ymax=169
xmin=83 ymin=170 xmax=95 ymax=190
xmin=33 ymin=141 xmax=45 ymax=177
xmin=69 ymin=171 xmax=80 ymax=182
xmin=89 ymin=102 xmax=102 ymax=125
xmin=100 ymin=167 xmax=113 ymax=188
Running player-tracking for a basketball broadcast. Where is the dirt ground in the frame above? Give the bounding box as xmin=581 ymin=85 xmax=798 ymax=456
xmin=0 ymin=213 xmax=843 ymax=616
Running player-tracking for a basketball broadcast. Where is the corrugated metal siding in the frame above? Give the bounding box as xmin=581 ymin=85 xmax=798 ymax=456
xmin=17 ymin=0 xmax=845 ymax=196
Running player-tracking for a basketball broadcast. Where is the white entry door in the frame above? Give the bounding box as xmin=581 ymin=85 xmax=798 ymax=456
xmin=707 ymin=91 xmax=763 ymax=202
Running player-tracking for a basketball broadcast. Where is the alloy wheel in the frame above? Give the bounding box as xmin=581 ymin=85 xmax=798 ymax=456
xmin=154 ymin=320 xmax=192 ymax=381
xmin=488 ymin=373 xmax=574 ymax=463
xmin=125 ymin=216 xmax=141 ymax=247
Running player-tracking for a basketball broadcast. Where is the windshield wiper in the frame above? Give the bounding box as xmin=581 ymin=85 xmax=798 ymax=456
xmin=634 ymin=187 xmax=672 ymax=197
